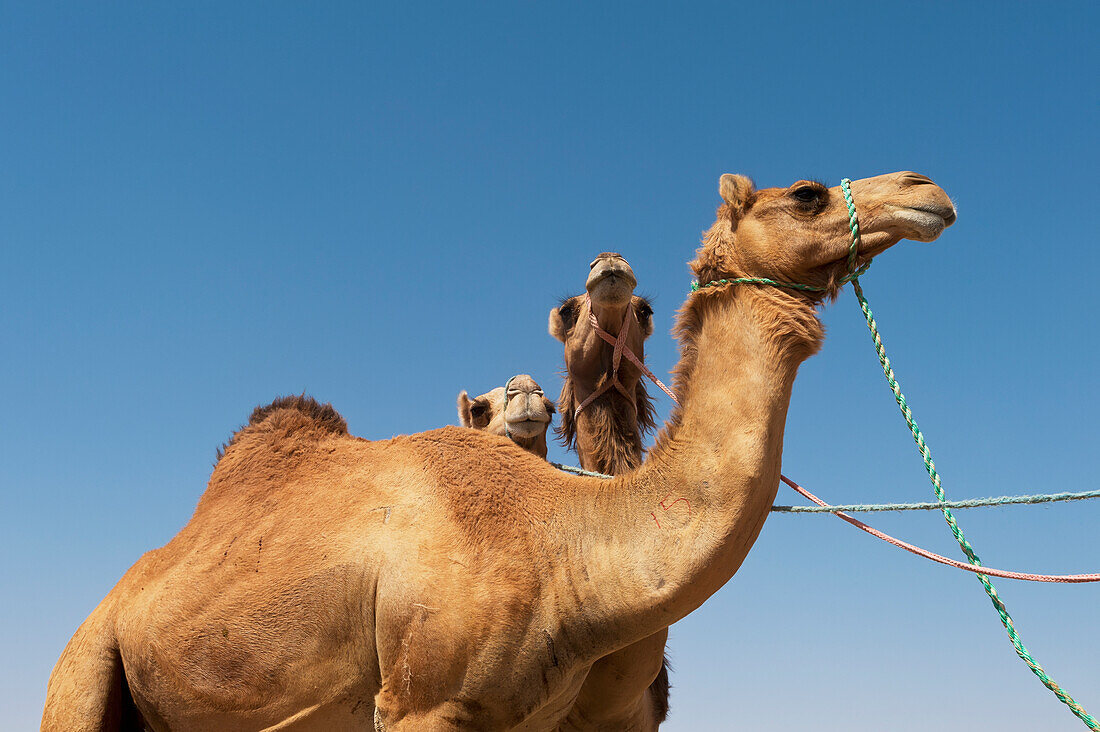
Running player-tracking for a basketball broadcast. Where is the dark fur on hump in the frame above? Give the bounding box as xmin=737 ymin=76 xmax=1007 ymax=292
xmin=215 ymin=394 xmax=347 ymax=464
xmin=557 ymin=375 xmax=657 ymax=475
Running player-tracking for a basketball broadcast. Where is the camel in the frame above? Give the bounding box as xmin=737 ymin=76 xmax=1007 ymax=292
xmin=549 ymin=253 xmax=671 ymax=728
xmin=43 ymin=171 xmax=955 ymax=731
xmin=457 ymin=375 xmax=555 ymax=459
xmin=549 ymin=252 xmax=657 ymax=475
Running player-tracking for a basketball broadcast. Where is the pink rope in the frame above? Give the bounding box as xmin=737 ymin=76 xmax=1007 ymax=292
xmin=574 ymin=294 xmax=642 ymax=416
xmin=622 ymin=344 xmax=1098 ymax=583
xmin=576 ymin=294 xmax=679 ymax=417
xmin=780 ymin=475 xmax=1100 ymax=583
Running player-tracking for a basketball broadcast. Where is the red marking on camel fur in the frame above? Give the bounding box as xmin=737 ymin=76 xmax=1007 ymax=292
xmin=651 ymin=495 xmax=690 ymax=529
xmin=658 ymin=495 xmax=691 ymax=515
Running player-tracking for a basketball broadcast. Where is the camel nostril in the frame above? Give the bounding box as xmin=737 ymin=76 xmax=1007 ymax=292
xmin=901 ymin=172 xmax=934 ymax=186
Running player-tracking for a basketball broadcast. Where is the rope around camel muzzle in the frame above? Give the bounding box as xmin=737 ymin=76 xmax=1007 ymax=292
xmin=563 ymin=179 xmax=1098 ymax=729
xmin=573 ymin=266 xmax=682 ymax=422
xmin=573 ymin=292 xmax=678 ymax=417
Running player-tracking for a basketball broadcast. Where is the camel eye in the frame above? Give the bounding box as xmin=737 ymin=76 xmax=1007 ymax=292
xmin=790 ymin=186 xmax=820 ymax=203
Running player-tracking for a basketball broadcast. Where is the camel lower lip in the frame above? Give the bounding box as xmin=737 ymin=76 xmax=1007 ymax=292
xmin=507 ymin=419 xmax=548 ymax=432
xmin=592 ymin=270 xmax=637 ymax=288
xmin=893 ymin=208 xmax=948 ymax=239
xmin=907 ymin=204 xmax=956 ymax=225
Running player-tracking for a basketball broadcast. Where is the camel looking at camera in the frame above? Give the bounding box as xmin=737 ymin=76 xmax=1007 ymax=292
xmin=457 ymin=374 xmax=555 ymax=459
xmin=549 ymin=252 xmax=657 ymax=476
xmin=43 ymin=171 xmax=955 ymax=731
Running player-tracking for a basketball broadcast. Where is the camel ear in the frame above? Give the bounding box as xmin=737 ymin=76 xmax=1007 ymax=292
xmin=719 ymin=174 xmax=755 ymax=215
xmin=457 ymin=391 xmax=474 ymax=427
xmin=466 ymin=396 xmax=492 ymax=429
xmin=635 ymin=298 xmax=654 ymax=339
xmin=549 ymin=304 xmax=571 ymax=343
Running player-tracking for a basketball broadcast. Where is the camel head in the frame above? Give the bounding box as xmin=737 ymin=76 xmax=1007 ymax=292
xmin=549 ymin=252 xmax=655 ymax=351
xmin=693 ymin=171 xmax=956 ymax=296
xmin=548 ymin=253 xmax=658 ymax=473
xmin=456 ymin=374 xmax=555 ymax=458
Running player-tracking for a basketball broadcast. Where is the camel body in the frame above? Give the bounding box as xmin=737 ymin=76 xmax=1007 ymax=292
xmin=44 ymin=171 xmax=955 ymax=731
xmin=49 ymin=426 xmax=675 ymax=730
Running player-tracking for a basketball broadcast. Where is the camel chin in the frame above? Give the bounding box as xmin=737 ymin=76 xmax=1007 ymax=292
xmin=586 ymin=253 xmax=638 ymax=308
xmin=589 ymin=277 xmax=635 ymax=308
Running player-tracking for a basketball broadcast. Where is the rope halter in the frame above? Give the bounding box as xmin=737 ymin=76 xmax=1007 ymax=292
xmin=574 ymin=293 xmax=679 ymax=418
xmin=502 ymin=374 xmax=517 ymax=439
xmin=690 ymin=178 xmax=868 ymax=295
xmin=573 ymin=293 xmax=637 ymax=417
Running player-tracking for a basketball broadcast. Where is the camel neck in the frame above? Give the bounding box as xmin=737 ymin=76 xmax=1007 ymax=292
xmin=566 ymin=287 xmax=821 ymax=650
xmin=510 ymin=432 xmax=548 ymax=460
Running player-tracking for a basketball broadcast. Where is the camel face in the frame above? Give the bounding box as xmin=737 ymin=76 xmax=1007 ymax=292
xmin=456 ymin=375 xmax=555 ymax=456
xmin=697 ymin=171 xmax=956 ymax=293
xmin=586 ymin=252 xmax=638 ymax=309
xmin=501 ymin=374 xmax=555 ymax=438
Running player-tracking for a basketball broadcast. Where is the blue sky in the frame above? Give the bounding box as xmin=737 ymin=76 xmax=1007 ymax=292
xmin=3 ymin=2 xmax=1097 ymax=729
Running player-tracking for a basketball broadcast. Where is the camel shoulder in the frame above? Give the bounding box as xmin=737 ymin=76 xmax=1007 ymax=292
xmin=405 ymin=426 xmax=568 ymax=545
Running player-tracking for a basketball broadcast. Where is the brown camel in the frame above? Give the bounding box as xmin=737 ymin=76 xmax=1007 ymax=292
xmin=550 ymin=253 xmax=671 ymax=728
xmin=549 ymin=252 xmax=656 ymax=475
xmin=43 ymin=171 xmax=954 ymax=731
xmin=457 ymin=374 xmax=555 ymax=459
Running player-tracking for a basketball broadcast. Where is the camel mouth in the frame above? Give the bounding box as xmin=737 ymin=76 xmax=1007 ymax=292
xmin=908 ymin=202 xmax=957 ymax=226
xmin=588 ymin=267 xmax=637 ymax=290
xmin=884 ymin=203 xmax=956 ymax=243
xmin=505 ymin=417 xmax=549 ymax=437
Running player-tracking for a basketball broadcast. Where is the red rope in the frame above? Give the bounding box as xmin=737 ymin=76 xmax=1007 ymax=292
xmin=624 ymin=348 xmax=1099 ymax=583
xmin=781 ymin=475 xmax=1100 ymax=583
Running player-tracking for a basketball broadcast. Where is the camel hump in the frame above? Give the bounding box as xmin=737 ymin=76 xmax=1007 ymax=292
xmin=246 ymin=394 xmax=347 ymax=434
xmin=216 ymin=395 xmax=348 ymax=464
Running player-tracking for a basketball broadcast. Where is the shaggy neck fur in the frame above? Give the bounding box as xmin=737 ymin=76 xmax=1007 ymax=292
xmin=557 ymin=377 xmax=655 ymax=474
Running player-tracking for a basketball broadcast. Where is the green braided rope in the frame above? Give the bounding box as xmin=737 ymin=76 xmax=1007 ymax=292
xmin=689 ymin=266 xmax=870 ymax=294
xmin=844 ymin=179 xmax=1096 ymax=730
xmin=553 ymin=460 xmax=1100 ymax=512
xmin=686 ymin=178 xmax=1096 ymax=729
xmin=771 ymin=487 xmax=1100 ymax=513
xmin=552 ymin=462 xmax=1100 ymax=513
xmin=852 ymin=276 xmax=1097 ymax=729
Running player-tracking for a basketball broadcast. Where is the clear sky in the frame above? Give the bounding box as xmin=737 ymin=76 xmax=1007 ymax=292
xmin=3 ymin=2 xmax=1098 ymax=730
